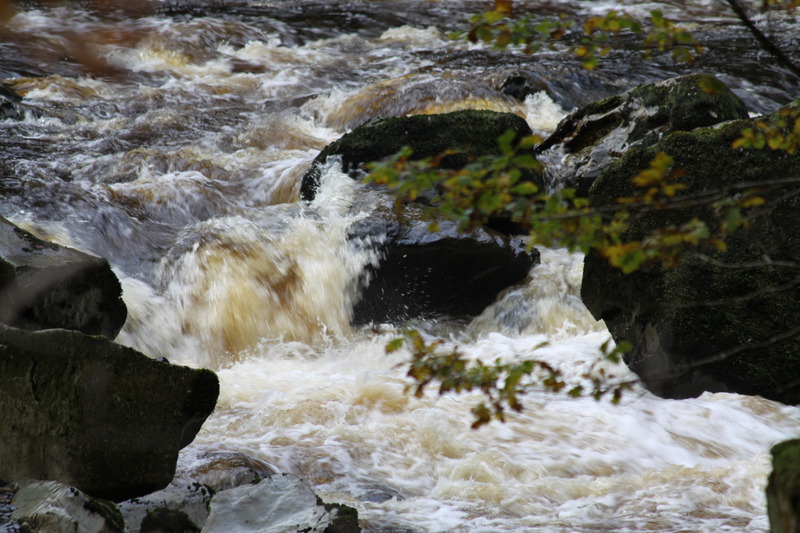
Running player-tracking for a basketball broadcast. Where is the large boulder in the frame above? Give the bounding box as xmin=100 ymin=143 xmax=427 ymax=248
xmin=300 ymin=109 xmax=539 ymax=206
xmin=0 ymin=216 xmax=127 ymax=339
xmin=537 ymin=74 xmax=750 ymax=195
xmin=768 ymin=439 xmax=800 ymax=533
xmin=349 ymin=200 xmax=538 ymax=325
xmin=0 ymin=324 xmax=219 ymax=501
xmin=301 ymin=109 xmax=541 ymax=325
xmin=581 ymin=102 xmax=800 ymax=403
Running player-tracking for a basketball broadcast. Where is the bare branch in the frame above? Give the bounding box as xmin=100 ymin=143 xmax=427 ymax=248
xmin=691 ymin=253 xmax=800 ymax=270
xmin=662 ymin=272 xmax=800 ymax=308
xmin=647 ymin=324 xmax=800 ymax=380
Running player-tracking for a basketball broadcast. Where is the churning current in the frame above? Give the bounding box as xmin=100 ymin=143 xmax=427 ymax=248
xmin=1 ymin=1 xmax=799 ymax=531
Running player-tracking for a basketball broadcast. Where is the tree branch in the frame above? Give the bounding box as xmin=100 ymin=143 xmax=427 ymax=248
xmin=723 ymin=0 xmax=800 ymax=79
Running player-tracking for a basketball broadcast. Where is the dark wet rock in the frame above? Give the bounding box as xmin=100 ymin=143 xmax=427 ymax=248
xmin=349 ymin=200 xmax=538 ymax=325
xmin=0 ymin=216 xmax=127 ymax=339
xmin=0 ymin=484 xmax=20 ymax=532
xmin=0 ymin=324 xmax=219 ymax=502
xmin=498 ymin=69 xmax=623 ymax=111
xmin=300 ymin=109 xmax=540 ymax=205
xmin=538 ymin=74 xmax=750 ymax=195
xmin=768 ymin=439 xmax=800 ymax=533
xmin=581 ymin=102 xmax=800 ymax=404
xmin=0 ymin=84 xmax=24 ymax=121
xmin=177 ymin=451 xmax=278 ymax=492
xmin=140 ymin=507 xmax=200 ymax=533
xmin=9 ymin=480 xmax=123 ymax=533
xmin=120 ymin=483 xmax=215 ymax=533
xmin=203 ymin=474 xmax=359 ymax=533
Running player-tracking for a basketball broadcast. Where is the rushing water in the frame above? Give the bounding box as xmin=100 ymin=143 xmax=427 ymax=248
xmin=2 ymin=1 xmax=800 ymax=531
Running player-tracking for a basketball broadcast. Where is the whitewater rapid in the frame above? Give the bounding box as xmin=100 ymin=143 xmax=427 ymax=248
xmin=2 ymin=3 xmax=799 ymax=531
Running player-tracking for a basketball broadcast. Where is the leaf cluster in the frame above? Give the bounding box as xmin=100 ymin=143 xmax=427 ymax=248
xmin=366 ymin=134 xmax=766 ymax=274
xmin=457 ymin=1 xmax=701 ymax=70
xmin=641 ymin=10 xmax=703 ymax=64
xmin=366 ymin=130 xmax=543 ymax=233
xmin=733 ymin=107 xmax=800 ymax=154
xmin=388 ymin=330 xmax=635 ymax=428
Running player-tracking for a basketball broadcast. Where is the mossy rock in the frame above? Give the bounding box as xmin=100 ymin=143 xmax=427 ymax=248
xmin=300 ymin=109 xmax=539 ymax=203
xmin=538 ymin=74 xmax=750 ymax=194
xmin=320 ymin=499 xmax=360 ymax=533
xmin=768 ymin=439 xmax=800 ymax=533
xmin=581 ymin=101 xmax=800 ymax=403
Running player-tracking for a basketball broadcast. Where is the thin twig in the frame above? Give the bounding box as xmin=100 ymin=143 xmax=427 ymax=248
xmin=662 ymin=273 xmax=800 ymax=309
xmin=692 ymin=252 xmax=800 ymax=270
xmin=646 ymin=324 xmax=800 ymax=380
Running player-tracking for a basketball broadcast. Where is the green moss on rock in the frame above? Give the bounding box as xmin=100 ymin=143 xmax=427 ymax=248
xmin=539 ymin=74 xmax=750 ymax=194
xmin=84 ymin=495 xmax=125 ymax=532
xmin=768 ymin=439 xmax=800 ymax=533
xmin=582 ymin=101 xmax=800 ymax=402
xmin=300 ymin=109 xmax=538 ymax=201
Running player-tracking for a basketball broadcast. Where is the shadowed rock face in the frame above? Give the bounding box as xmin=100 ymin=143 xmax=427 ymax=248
xmin=349 ymin=202 xmax=538 ymax=325
xmin=0 ymin=324 xmax=219 ymax=502
xmin=0 ymin=216 xmax=127 ymax=339
xmin=580 ymin=101 xmax=800 ymax=404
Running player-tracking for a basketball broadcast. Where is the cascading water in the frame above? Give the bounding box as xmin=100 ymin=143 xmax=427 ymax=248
xmin=1 ymin=1 xmax=799 ymax=531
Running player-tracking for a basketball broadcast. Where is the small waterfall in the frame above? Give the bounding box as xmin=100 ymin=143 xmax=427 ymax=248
xmin=119 ymin=165 xmax=382 ymax=368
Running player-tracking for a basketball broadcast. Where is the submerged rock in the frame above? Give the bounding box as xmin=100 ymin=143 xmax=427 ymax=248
xmin=9 ymin=480 xmax=123 ymax=533
xmin=140 ymin=507 xmax=200 ymax=533
xmin=0 ymin=324 xmax=219 ymax=501
xmin=0 ymin=84 xmax=24 ymax=121
xmin=768 ymin=439 xmax=800 ymax=533
xmin=203 ymin=474 xmax=359 ymax=533
xmin=0 ymin=216 xmax=127 ymax=339
xmin=300 ymin=109 xmax=539 ymax=206
xmin=499 ymin=69 xmax=623 ymax=111
xmin=537 ymin=74 xmax=750 ymax=194
xmin=119 ymin=451 xmax=277 ymax=532
xmin=349 ymin=200 xmax=537 ymax=325
xmin=119 ymin=482 xmax=214 ymax=533
xmin=581 ymin=102 xmax=800 ymax=403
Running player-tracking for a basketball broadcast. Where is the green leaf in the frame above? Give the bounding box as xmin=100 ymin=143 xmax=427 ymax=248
xmin=698 ymin=76 xmax=727 ymax=94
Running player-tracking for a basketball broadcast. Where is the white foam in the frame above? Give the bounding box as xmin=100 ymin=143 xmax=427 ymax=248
xmin=524 ymin=91 xmax=570 ymax=134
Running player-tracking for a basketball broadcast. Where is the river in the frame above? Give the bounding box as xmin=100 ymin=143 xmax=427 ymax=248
xmin=1 ymin=1 xmax=800 ymax=531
